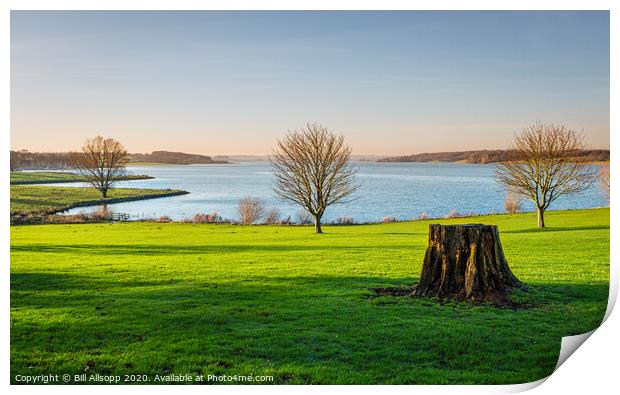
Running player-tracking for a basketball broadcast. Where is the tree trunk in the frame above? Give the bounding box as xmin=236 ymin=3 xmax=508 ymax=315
xmin=537 ymin=207 xmax=545 ymax=228
xmin=314 ymin=215 xmax=322 ymax=234
xmin=413 ymin=224 xmax=521 ymax=300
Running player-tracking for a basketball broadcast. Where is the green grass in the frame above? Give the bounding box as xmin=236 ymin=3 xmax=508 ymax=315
xmin=10 ymin=208 xmax=609 ymax=384
xmin=10 ymin=185 xmax=186 ymax=215
xmin=10 ymin=171 xmax=152 ymax=185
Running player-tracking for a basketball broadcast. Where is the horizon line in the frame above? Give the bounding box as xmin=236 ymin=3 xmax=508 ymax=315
xmin=9 ymin=147 xmax=612 ymax=157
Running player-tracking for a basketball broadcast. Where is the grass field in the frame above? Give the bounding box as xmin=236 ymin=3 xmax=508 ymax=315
xmin=10 ymin=185 xmax=187 ymax=215
xmin=10 ymin=171 xmax=152 ymax=185
xmin=10 ymin=208 xmax=609 ymax=384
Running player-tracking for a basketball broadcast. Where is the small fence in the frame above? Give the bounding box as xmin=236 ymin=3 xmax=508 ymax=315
xmin=110 ymin=212 xmax=130 ymax=221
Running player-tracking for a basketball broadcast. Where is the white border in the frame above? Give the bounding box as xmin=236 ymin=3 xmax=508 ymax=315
xmin=2 ymin=2 xmax=616 ymax=394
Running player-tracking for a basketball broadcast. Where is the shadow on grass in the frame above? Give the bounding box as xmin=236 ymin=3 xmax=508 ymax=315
xmin=11 ymin=271 xmax=609 ymax=308
xmin=10 ymin=243 xmax=413 ymax=255
xmin=10 ymin=271 xmax=609 ymax=384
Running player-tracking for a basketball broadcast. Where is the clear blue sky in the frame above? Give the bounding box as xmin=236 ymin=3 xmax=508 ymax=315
xmin=11 ymin=11 xmax=609 ymax=155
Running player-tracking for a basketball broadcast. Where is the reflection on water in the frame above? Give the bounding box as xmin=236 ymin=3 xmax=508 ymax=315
xmin=58 ymin=162 xmax=607 ymax=222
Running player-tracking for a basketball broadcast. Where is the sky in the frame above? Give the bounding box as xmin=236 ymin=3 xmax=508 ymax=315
xmin=10 ymin=11 xmax=610 ymax=155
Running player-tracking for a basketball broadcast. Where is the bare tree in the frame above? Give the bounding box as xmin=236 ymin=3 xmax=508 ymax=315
xmin=496 ymin=122 xmax=596 ymax=227
xmin=69 ymin=136 xmax=129 ymax=198
xmin=270 ymin=123 xmax=358 ymax=233
xmin=238 ymin=197 xmax=264 ymax=225
xmin=264 ymin=206 xmax=281 ymax=224
xmin=599 ymin=164 xmax=610 ymax=203
xmin=296 ymin=209 xmax=312 ymax=225
xmin=10 ymin=151 xmax=22 ymax=171
xmin=503 ymin=192 xmax=524 ymax=214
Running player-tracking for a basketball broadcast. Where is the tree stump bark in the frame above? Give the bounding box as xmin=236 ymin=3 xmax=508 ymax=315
xmin=413 ymin=224 xmax=521 ymax=300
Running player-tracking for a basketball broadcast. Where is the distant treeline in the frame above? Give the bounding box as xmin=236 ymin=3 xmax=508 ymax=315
xmin=12 ymin=148 xmax=609 ymax=170
xmin=10 ymin=150 xmax=229 ymax=170
xmin=10 ymin=150 xmax=73 ymax=170
xmin=127 ymin=151 xmax=228 ymax=165
xmin=378 ymin=149 xmax=610 ymax=164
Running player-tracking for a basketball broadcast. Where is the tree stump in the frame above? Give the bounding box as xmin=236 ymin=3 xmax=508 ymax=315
xmin=413 ymin=224 xmax=521 ymax=300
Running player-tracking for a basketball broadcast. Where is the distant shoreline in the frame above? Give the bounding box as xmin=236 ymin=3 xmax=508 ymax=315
xmin=10 ymin=186 xmax=190 ymax=217
xmin=56 ymin=190 xmax=190 ymax=214
xmin=126 ymin=162 xmax=230 ymax=166
xmin=372 ymin=159 xmax=610 ymax=165
xmin=10 ymin=173 xmax=154 ymax=185
xmin=378 ymin=149 xmax=610 ymax=164
xmin=11 ymin=149 xmax=610 ymax=169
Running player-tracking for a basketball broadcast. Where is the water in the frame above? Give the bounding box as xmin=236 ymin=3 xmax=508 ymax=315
xmin=58 ymin=162 xmax=607 ymax=222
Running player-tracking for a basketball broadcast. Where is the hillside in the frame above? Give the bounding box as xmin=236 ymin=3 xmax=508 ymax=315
xmin=11 ymin=150 xmax=229 ymax=169
xmin=378 ymin=149 xmax=610 ymax=164
xmin=127 ymin=151 xmax=229 ymax=165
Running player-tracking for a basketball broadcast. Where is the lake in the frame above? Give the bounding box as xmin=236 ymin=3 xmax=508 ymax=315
xmin=59 ymin=162 xmax=608 ymax=222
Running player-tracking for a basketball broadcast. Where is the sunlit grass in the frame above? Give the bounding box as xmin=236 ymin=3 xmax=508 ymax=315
xmin=10 ymin=185 xmax=186 ymax=215
xmin=10 ymin=208 xmax=609 ymax=384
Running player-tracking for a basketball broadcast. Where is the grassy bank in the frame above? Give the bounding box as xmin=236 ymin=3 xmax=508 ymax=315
xmin=10 ymin=171 xmax=153 ymax=185
xmin=10 ymin=185 xmax=188 ymax=215
xmin=9 ymin=208 xmax=609 ymax=384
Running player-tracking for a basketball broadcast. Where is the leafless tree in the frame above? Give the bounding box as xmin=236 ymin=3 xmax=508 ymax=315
xmin=270 ymin=123 xmax=358 ymax=233
xmin=296 ymin=209 xmax=313 ymax=225
xmin=238 ymin=197 xmax=264 ymax=225
xmin=91 ymin=205 xmax=113 ymax=221
xmin=503 ymin=192 xmax=524 ymax=214
xmin=69 ymin=136 xmax=129 ymax=198
xmin=496 ymin=122 xmax=596 ymax=227
xmin=445 ymin=208 xmax=461 ymax=218
xmin=599 ymin=164 xmax=610 ymax=203
xmin=10 ymin=151 xmax=21 ymax=171
xmin=264 ymin=206 xmax=281 ymax=224
xmin=191 ymin=212 xmax=223 ymax=224
xmin=336 ymin=216 xmax=355 ymax=225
